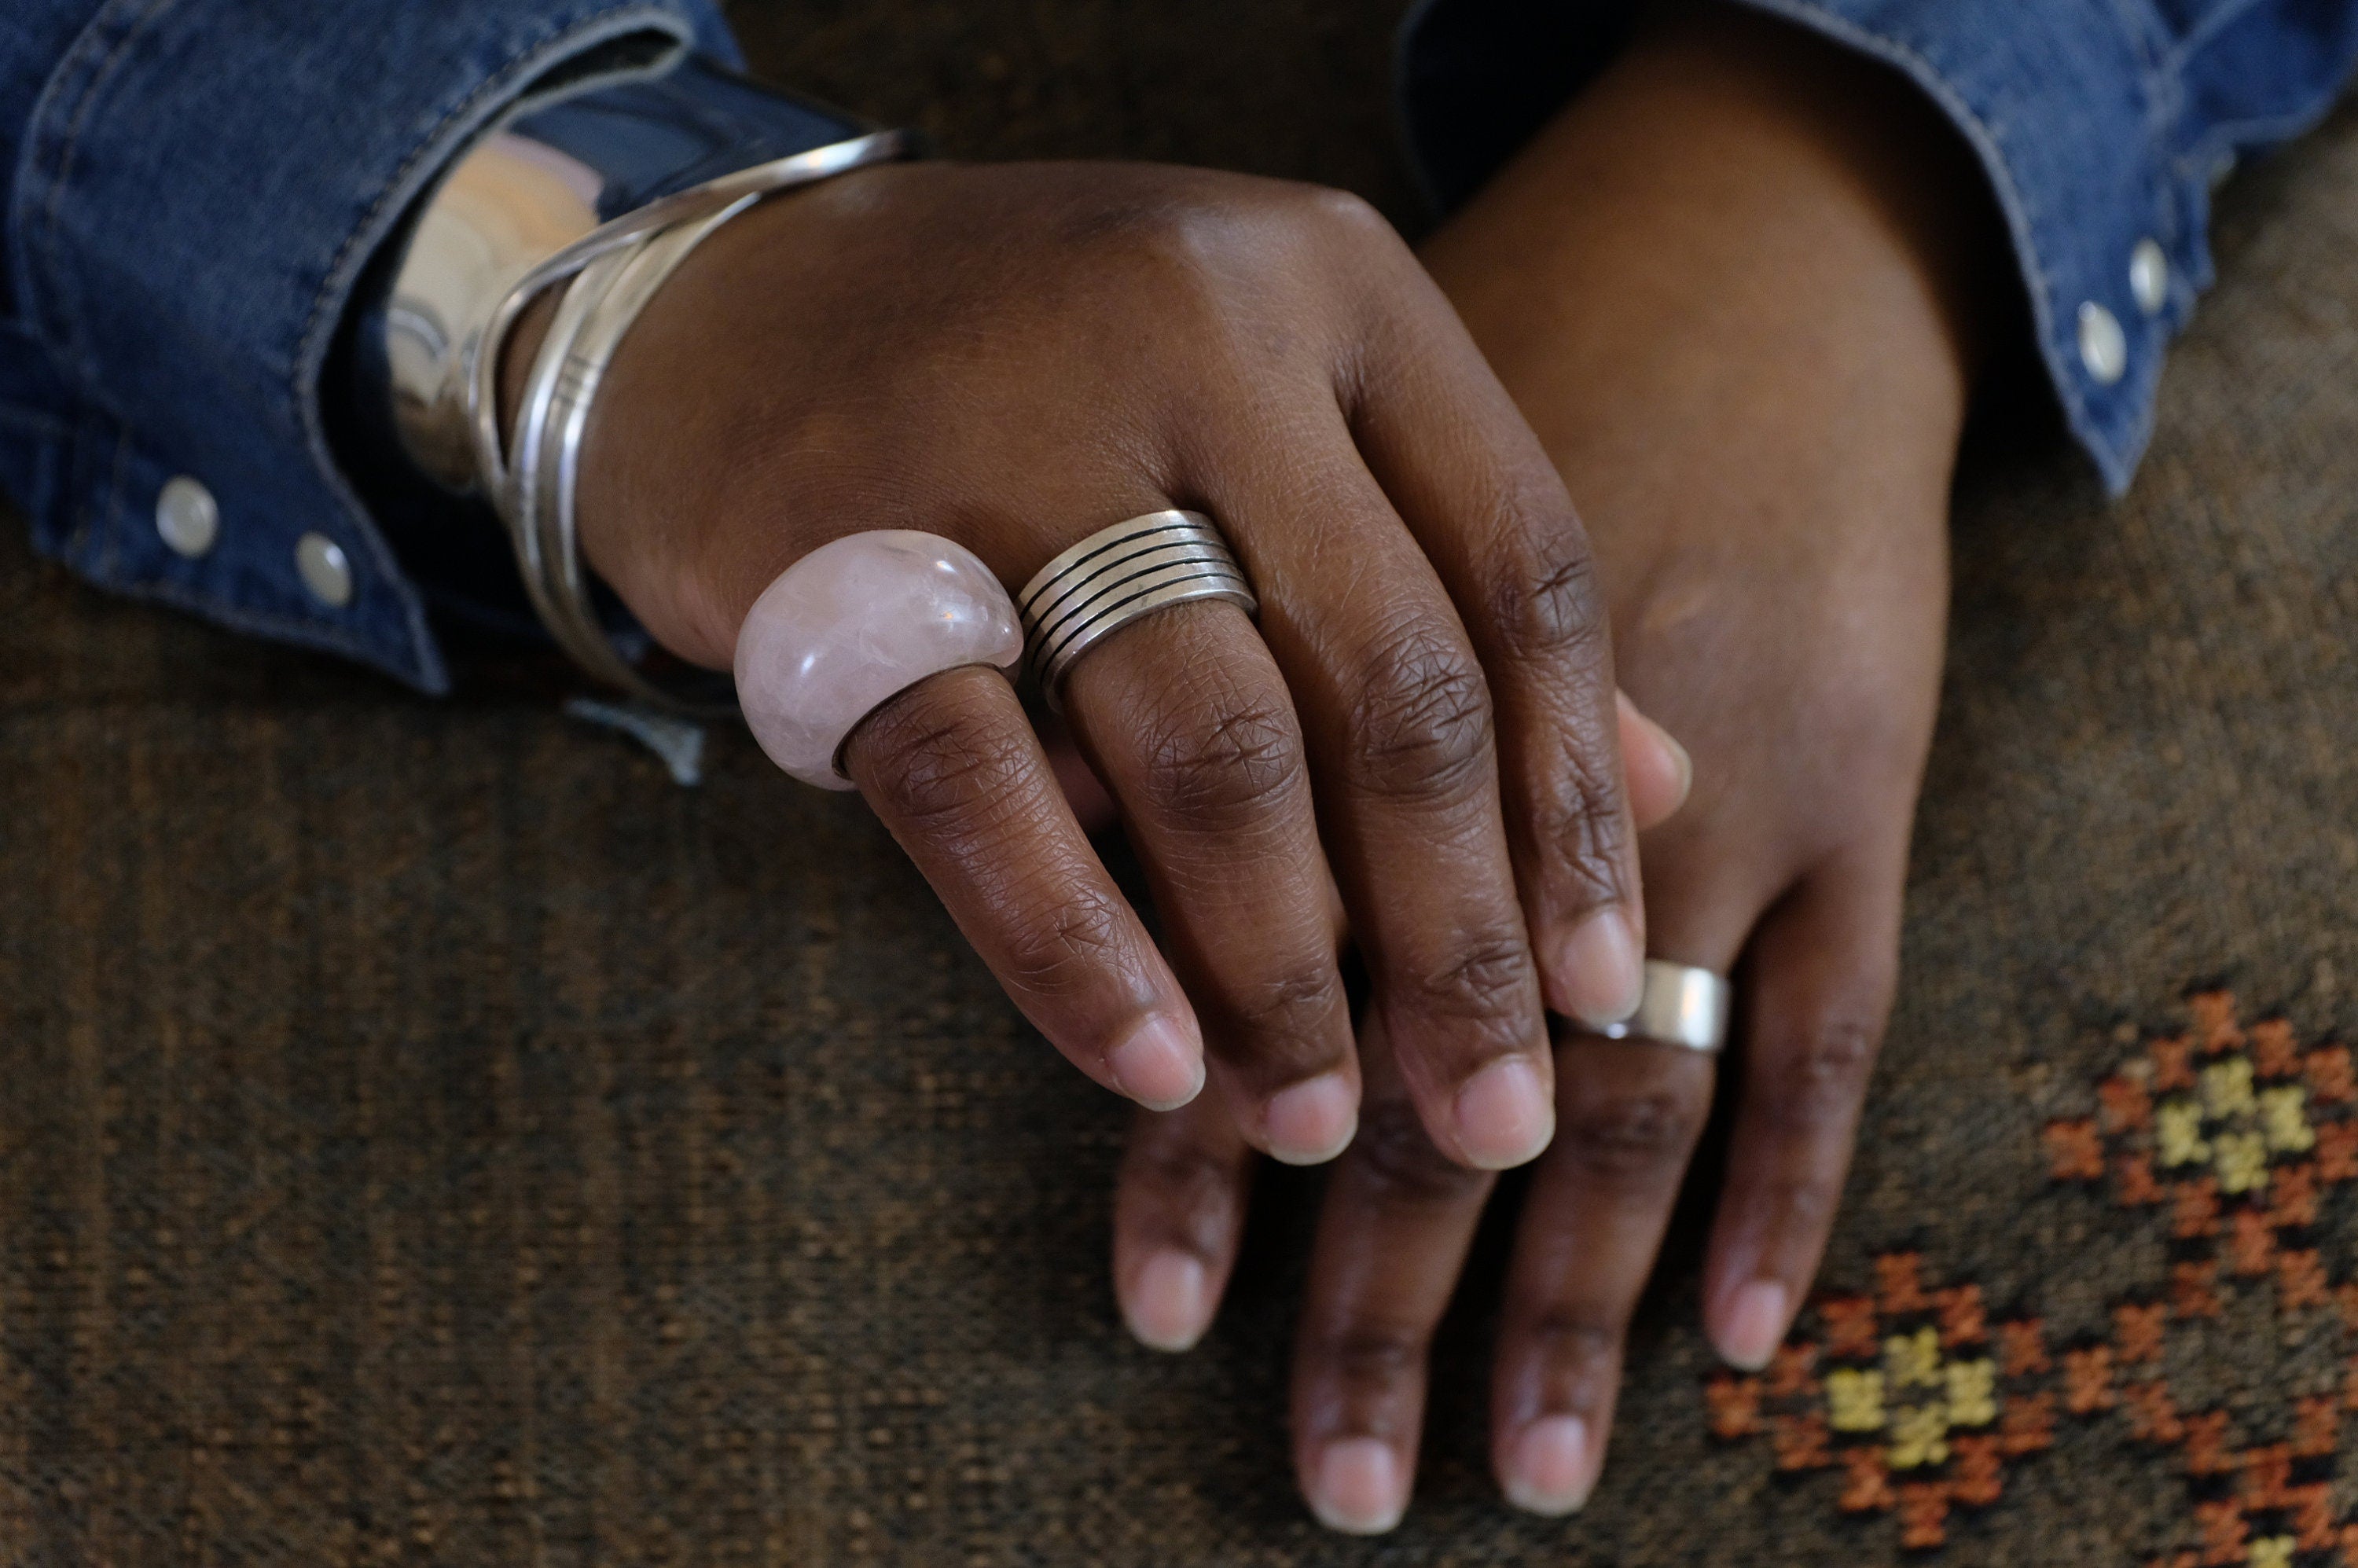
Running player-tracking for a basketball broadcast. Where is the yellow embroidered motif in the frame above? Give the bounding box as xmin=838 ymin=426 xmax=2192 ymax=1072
xmin=2213 ymin=1130 xmax=2271 ymax=1195
xmin=2157 ymin=1100 xmax=2211 ymax=1166
xmin=2249 ymin=1537 xmax=2297 ymax=1568
xmin=1886 ymin=1327 xmax=1942 ymax=1390
xmin=2200 ymin=1057 xmax=2255 ymax=1119
xmin=1886 ymin=1402 xmax=1950 ymax=1470
xmin=2258 ymin=1085 xmax=2315 ymax=1153
xmin=1944 ymin=1359 xmax=1997 ymax=1427
xmin=1827 ymin=1368 xmax=1886 ymax=1433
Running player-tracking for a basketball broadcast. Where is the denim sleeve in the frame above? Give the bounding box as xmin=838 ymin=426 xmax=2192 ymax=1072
xmin=0 ymin=0 xmax=739 ymax=693
xmin=1398 ymin=0 xmax=2358 ymax=494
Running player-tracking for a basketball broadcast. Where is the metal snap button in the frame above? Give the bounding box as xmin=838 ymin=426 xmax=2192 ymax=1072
xmin=2077 ymin=302 xmax=2128 ymax=386
xmin=156 ymin=476 xmax=220 ymax=559
xmin=296 ymin=532 xmax=354 ymax=608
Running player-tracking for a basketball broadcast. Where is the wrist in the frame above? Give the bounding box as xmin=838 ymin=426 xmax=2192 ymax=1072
xmin=1423 ymin=2 xmax=2005 ymax=507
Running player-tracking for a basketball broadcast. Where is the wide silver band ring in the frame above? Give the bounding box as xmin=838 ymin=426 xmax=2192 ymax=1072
xmin=1017 ymin=510 xmax=1258 ymax=708
xmin=1595 ymin=960 xmax=1732 ymax=1053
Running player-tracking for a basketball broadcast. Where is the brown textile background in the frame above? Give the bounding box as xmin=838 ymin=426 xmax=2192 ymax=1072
xmin=3 ymin=3 xmax=2356 ymax=1562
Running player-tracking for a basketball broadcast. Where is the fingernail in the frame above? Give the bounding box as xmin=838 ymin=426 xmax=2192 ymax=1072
xmin=1453 ymin=1054 xmax=1555 ymax=1170
xmin=1309 ymin=1438 xmax=1406 ymax=1535
xmin=1108 ymin=1014 xmax=1204 ymax=1111
xmin=1123 ymin=1250 xmax=1210 ymax=1353
xmin=1550 ymin=907 xmax=1644 ymax=1030
xmin=1717 ymin=1280 xmax=1791 ymax=1372
xmin=1263 ymin=1071 xmax=1357 ymax=1165
xmin=1503 ymin=1414 xmax=1594 ymax=1516
xmin=1651 ymin=721 xmax=1694 ymax=812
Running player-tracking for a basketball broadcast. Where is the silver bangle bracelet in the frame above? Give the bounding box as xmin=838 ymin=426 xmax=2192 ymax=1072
xmin=465 ymin=130 xmax=909 ymax=711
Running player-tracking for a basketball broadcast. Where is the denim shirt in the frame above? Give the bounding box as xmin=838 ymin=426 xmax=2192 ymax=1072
xmin=3 ymin=0 xmax=2356 ymax=692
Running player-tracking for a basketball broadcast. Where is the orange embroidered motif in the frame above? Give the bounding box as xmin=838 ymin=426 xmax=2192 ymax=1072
xmin=2154 ymin=1034 xmax=2198 ymax=1092
xmin=1936 ymin=1284 xmax=1987 ymax=1347
xmin=1771 ymin=1412 xmax=1831 ymax=1471
xmin=2229 ymin=1209 xmax=2277 ymax=1276
xmin=2173 ymin=1178 xmax=2223 ymax=1240
xmin=2278 ymin=1248 xmax=2330 ymax=1311
xmin=2195 ymin=1497 xmax=2249 ymax=1566
xmin=2044 ymin=1118 xmax=2106 ymax=1181
xmin=2000 ymin=1319 xmax=2050 ymax=1378
xmin=2192 ymin=990 xmax=2244 ymax=1054
xmin=1896 ymin=1482 xmax=1950 ymax=1549
xmin=2172 ymin=1260 xmax=2224 ymax=1320
xmin=1839 ymin=1447 xmax=1893 ymax=1513
xmin=2064 ymin=1345 xmax=2117 ymax=1415
xmin=2242 ymin=1444 xmax=2293 ymax=1509
xmin=2102 ymin=1071 xmax=2157 ymax=1132
xmin=2118 ymin=1152 xmax=2165 ymax=1206
xmin=2115 ymin=1302 xmax=2167 ymax=1364
xmin=1877 ymin=1252 xmax=1930 ymax=1315
xmin=1822 ymin=1296 xmax=1879 ymax=1361
xmin=2123 ymin=1380 xmax=2185 ymax=1446
xmin=2318 ymin=1120 xmax=2358 ymax=1183
xmin=1766 ymin=1342 xmax=1818 ymax=1400
xmin=2182 ymin=1410 xmax=2235 ymax=1478
xmin=2253 ymin=1019 xmax=2302 ymax=1079
xmin=2294 ymin=1394 xmax=2341 ymax=1458
xmin=2307 ymin=1044 xmax=2356 ymax=1105
xmin=1705 ymin=1374 xmax=1761 ymax=1439
xmin=1999 ymin=1392 xmax=2055 ymax=1457
xmin=2268 ymin=1160 xmax=2320 ymax=1228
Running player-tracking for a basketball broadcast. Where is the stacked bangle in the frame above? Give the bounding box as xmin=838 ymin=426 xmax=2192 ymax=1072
xmin=461 ymin=129 xmax=909 ymax=713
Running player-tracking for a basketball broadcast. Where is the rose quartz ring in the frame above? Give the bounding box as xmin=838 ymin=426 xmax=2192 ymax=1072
xmin=734 ymin=531 xmax=1023 ymax=789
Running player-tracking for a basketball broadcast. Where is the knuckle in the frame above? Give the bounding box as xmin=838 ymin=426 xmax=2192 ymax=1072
xmin=1134 ymin=686 xmax=1307 ymax=830
xmin=1310 ymin=1322 xmax=1428 ymax=1388
xmin=1223 ymin=964 xmax=1346 ymax=1053
xmin=999 ymin=890 xmax=1128 ymax=999
xmin=1562 ymin=1082 xmax=1706 ymax=1185
xmin=1129 ymin=1139 xmax=1240 ymax=1217
xmin=1519 ymin=1307 xmax=1620 ymax=1369
xmin=1400 ymin=934 xmax=1537 ymax=1026
xmin=1487 ymin=537 xmax=1607 ymax=665
xmin=858 ymin=696 xmax=1032 ymax=832
xmin=1535 ymin=728 xmax=1633 ymax=902
xmin=1760 ymin=1017 xmax=1884 ymax=1135
xmin=1342 ymin=622 xmax=1496 ymax=803
xmin=1350 ymin=1095 xmax=1489 ymax=1206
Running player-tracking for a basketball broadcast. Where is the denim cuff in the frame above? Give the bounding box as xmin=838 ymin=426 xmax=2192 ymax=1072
xmin=6 ymin=0 xmax=729 ymax=692
xmin=1396 ymin=0 xmax=2358 ymax=497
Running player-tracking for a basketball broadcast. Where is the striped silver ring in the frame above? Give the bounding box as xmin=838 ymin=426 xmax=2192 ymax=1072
xmin=1018 ymin=510 xmax=1258 ymax=707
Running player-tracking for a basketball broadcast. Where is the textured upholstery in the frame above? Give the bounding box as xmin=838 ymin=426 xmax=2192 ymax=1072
xmin=2 ymin=3 xmax=2356 ymax=1561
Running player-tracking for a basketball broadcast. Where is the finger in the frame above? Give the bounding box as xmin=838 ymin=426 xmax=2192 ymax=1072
xmin=1702 ymin=847 xmax=1901 ymax=1369
xmin=1291 ymin=1011 xmax=1497 ymax=1533
xmin=1207 ymin=422 xmax=1555 ymax=1173
xmin=1349 ymin=280 xmax=1650 ymax=1033
xmin=1063 ymin=600 xmax=1361 ymax=1165
xmin=1489 ymin=1024 xmax=1719 ymax=1515
xmin=1618 ymin=690 xmax=1691 ymax=832
xmin=843 ymin=663 xmax=1203 ymax=1109
xmin=1113 ymin=1090 xmax=1255 ymax=1352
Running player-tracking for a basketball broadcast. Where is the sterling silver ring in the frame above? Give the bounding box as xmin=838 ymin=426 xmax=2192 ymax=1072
xmin=1595 ymin=960 xmax=1732 ymax=1053
xmin=1017 ymin=510 xmax=1258 ymax=708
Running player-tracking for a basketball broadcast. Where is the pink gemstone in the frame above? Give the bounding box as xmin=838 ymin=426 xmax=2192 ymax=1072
xmin=734 ymin=531 xmax=1023 ymax=788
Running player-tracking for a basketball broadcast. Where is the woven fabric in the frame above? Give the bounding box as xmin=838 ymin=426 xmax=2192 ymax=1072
xmin=2 ymin=4 xmax=2356 ymax=1562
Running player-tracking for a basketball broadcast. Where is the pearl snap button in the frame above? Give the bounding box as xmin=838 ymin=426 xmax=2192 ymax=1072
xmin=156 ymin=476 xmax=219 ymax=559
xmin=296 ymin=532 xmax=354 ymax=608
xmin=2077 ymin=302 xmax=2128 ymax=386
xmin=2130 ymin=240 xmax=2169 ymax=317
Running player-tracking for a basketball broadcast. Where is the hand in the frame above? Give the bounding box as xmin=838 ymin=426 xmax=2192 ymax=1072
xmin=515 ymin=160 xmax=1684 ymax=1170
xmin=1110 ymin=2 xmax=2003 ymax=1529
